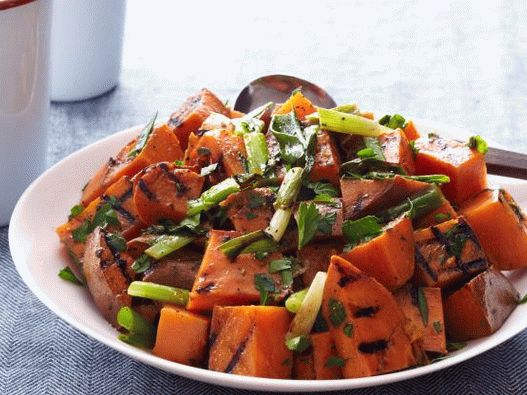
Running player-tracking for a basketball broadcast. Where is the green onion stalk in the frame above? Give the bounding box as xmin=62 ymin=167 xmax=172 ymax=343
xmin=117 ymin=306 xmax=156 ymax=349
xmin=127 ymin=281 xmax=189 ymax=305
xmin=318 ymin=107 xmax=392 ymax=136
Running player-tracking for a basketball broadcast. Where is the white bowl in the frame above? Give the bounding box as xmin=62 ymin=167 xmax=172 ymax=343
xmin=9 ymin=120 xmax=527 ymax=392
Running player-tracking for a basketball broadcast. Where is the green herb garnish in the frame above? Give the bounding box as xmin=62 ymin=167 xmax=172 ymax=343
xmin=342 ymin=215 xmax=383 ymax=249
xmin=131 ymin=254 xmax=152 ymax=274
xmin=269 ymin=257 xmax=293 ymax=273
xmin=128 ymin=112 xmax=158 ymax=158
xmin=447 ymin=342 xmax=466 ymax=352
xmin=343 ymin=323 xmax=354 ymax=337
xmin=69 ymin=204 xmax=84 ymax=219
xmin=379 ymin=114 xmax=406 ymax=129
xmin=518 ymin=294 xmax=527 ymax=304
xmin=254 ymin=273 xmax=276 ymax=305
xmin=328 ymin=298 xmax=346 ymax=327
xmin=433 ymin=321 xmax=442 ymax=334
xmin=297 ymin=202 xmax=336 ymax=249
xmin=117 ymin=306 xmax=156 ymax=349
xmin=58 ymin=267 xmax=83 ymax=285
xmin=105 ymin=232 xmax=127 ymax=252
xmin=434 ymin=212 xmax=451 ymax=223
xmin=417 ymin=287 xmax=429 ymax=326
xmin=325 ymin=356 xmax=346 ymax=368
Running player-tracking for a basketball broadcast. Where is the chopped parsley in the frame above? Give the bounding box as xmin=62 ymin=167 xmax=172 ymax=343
xmin=128 ymin=112 xmax=158 ymax=158
xmin=434 ymin=212 xmax=451 ymax=223
xmin=58 ymin=267 xmax=83 ymax=285
xmin=72 ymin=201 xmax=121 ymax=243
xmin=328 ymin=298 xmax=346 ymax=327
xmin=68 ymin=204 xmax=84 ymax=219
xmin=245 ymin=212 xmax=257 ymax=220
xmin=131 ymin=254 xmax=152 ymax=274
xmin=254 ymin=273 xmax=276 ymax=305
xmin=248 ymin=194 xmax=266 ymax=209
xmin=417 ymin=287 xmax=429 ymax=326
xmin=269 ymin=258 xmax=293 ymax=273
xmin=325 ymin=356 xmax=346 ymax=368
xmin=357 ymin=147 xmax=376 ymax=159
xmin=105 ymin=232 xmax=127 ymax=252
xmin=433 ymin=320 xmax=442 ymax=334
xmin=342 ymin=215 xmax=383 ymax=249
xmin=296 ymin=202 xmax=336 ymax=249
xmin=343 ymin=323 xmax=354 ymax=337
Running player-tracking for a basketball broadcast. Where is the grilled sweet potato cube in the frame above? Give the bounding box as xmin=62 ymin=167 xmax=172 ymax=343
xmin=394 ymin=286 xmax=446 ymax=354
xmin=185 ymin=129 xmax=247 ymax=178
xmin=292 ymin=352 xmax=315 ymax=380
xmin=298 ymin=241 xmax=343 ymax=286
xmin=311 ymin=332 xmax=343 ymax=380
xmin=57 ymin=176 xmax=143 ymax=263
xmin=413 ymin=198 xmax=458 ymax=229
xmin=83 ymin=227 xmax=134 ymax=327
xmin=403 ymin=120 xmax=421 ymax=141
xmin=142 ymin=246 xmax=203 ymax=290
xmin=322 ymin=256 xmax=416 ymax=378
xmin=444 ymin=269 xmax=519 ymax=341
xmin=340 ymin=215 xmax=415 ymax=290
xmin=220 ymin=188 xmax=275 ymax=233
xmin=187 ymin=230 xmax=284 ymax=312
xmin=413 ymin=217 xmax=488 ymax=289
xmin=209 ymin=306 xmax=293 ymax=378
xmin=273 ymin=91 xmax=317 ymax=120
xmin=310 ymin=130 xmax=341 ymax=187
xmin=82 ymin=124 xmax=184 ymax=206
xmin=340 ymin=175 xmax=429 ymax=220
xmin=132 ymin=162 xmax=204 ymax=226
xmin=414 ymin=135 xmax=487 ymax=204
xmin=379 ymin=130 xmax=415 ymax=174
xmin=168 ymin=89 xmax=230 ymax=149
xmin=460 ymin=188 xmax=527 ymax=270
xmin=153 ymin=305 xmax=210 ymax=366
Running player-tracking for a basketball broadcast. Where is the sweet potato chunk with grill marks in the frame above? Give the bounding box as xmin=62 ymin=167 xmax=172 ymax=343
xmin=220 ymin=188 xmax=275 ymax=232
xmin=413 ymin=217 xmax=488 ymax=289
xmin=414 ymin=135 xmax=487 ymax=204
xmin=311 ymin=332 xmax=343 ymax=380
xmin=394 ymin=286 xmax=446 ymax=354
xmin=444 ymin=269 xmax=519 ymax=341
xmin=208 ymin=305 xmax=292 ymax=378
xmin=298 ymin=241 xmax=343 ymax=286
xmin=292 ymin=352 xmax=315 ymax=379
xmin=322 ymin=256 xmax=416 ymax=378
xmin=168 ymin=89 xmax=230 ymax=149
xmin=153 ymin=305 xmax=210 ymax=366
xmin=340 ymin=215 xmax=415 ymax=290
xmin=379 ymin=130 xmax=415 ymax=174
xmin=403 ymin=120 xmax=420 ymax=141
xmin=132 ymin=162 xmax=204 ymax=226
xmin=340 ymin=175 xmax=429 ymax=220
xmin=460 ymin=188 xmax=527 ymax=270
xmin=82 ymin=124 xmax=184 ymax=206
xmin=83 ymin=227 xmax=134 ymax=327
xmin=187 ymin=230 xmax=284 ymax=312
xmin=310 ymin=130 xmax=341 ymax=187
xmin=413 ymin=198 xmax=458 ymax=229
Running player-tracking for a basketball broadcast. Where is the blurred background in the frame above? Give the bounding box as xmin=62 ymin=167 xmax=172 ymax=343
xmin=49 ymin=0 xmax=527 ymax=167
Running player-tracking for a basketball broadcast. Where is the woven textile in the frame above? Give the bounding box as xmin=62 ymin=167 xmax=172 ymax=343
xmin=2 ymin=0 xmax=527 ymax=393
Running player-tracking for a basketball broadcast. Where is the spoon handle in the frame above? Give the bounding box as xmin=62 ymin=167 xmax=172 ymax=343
xmin=486 ymin=147 xmax=527 ymax=180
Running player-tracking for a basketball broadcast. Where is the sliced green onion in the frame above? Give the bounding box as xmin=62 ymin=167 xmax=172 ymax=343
xmin=265 ymin=208 xmax=292 ymax=242
xmin=363 ymin=136 xmax=385 ymax=161
xmin=376 ymin=186 xmax=444 ymax=223
xmin=127 ymin=281 xmax=189 ymax=305
xmin=318 ymin=107 xmax=391 ymax=136
xmin=144 ymin=234 xmax=194 ymax=260
xmin=285 ymin=335 xmax=311 ymax=352
xmin=286 ymin=271 xmax=327 ymax=341
xmin=285 ymin=288 xmax=308 ymax=313
xmin=274 ymin=167 xmax=304 ymax=209
xmin=187 ymin=177 xmax=241 ymax=216
xmin=243 ymin=132 xmax=269 ymax=175
xmin=117 ymin=306 xmax=156 ymax=349
xmin=58 ymin=267 xmax=83 ymax=285
xmin=219 ymin=230 xmax=265 ymax=258
xmin=240 ymin=238 xmax=278 ymax=255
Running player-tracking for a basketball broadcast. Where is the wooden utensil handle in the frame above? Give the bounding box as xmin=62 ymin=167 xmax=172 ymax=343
xmin=486 ymin=147 xmax=527 ymax=180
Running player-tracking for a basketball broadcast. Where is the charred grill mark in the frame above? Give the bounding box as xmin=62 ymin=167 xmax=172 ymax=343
xmin=224 ymin=327 xmax=253 ymax=373
xmin=195 ymin=282 xmax=216 ymax=293
xmin=209 ymin=332 xmax=218 ymax=349
xmin=117 ymin=186 xmax=133 ymax=203
xmin=138 ymin=179 xmax=156 ymax=201
xmin=415 ymin=248 xmax=438 ymax=281
xmin=358 ymin=340 xmax=388 ymax=354
xmin=103 ymin=232 xmax=133 ymax=283
xmin=351 ymin=193 xmax=366 ymax=216
xmin=354 ymin=306 xmax=379 ymax=318
xmin=338 ymin=274 xmax=359 ymax=287
xmin=102 ymin=194 xmax=136 ymax=223
xmin=465 ymin=258 xmax=488 ymax=272
xmin=159 ymin=163 xmax=188 ymax=195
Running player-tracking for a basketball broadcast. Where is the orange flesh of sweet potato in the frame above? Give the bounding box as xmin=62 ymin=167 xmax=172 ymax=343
xmin=403 ymin=120 xmax=420 ymax=141
xmin=81 ymin=124 xmax=184 ymax=206
xmin=393 ymin=286 xmax=446 ymax=354
xmin=460 ymin=188 xmax=527 ymax=270
xmin=82 ymin=227 xmax=134 ymax=327
xmin=132 ymin=162 xmax=204 ymax=226
xmin=413 ymin=199 xmax=458 ymax=229
xmin=340 ymin=175 xmax=429 ymax=220
xmin=444 ymin=269 xmax=519 ymax=341
xmin=379 ymin=130 xmax=416 ymax=174
xmin=298 ymin=241 xmax=343 ymax=286
xmin=322 ymin=256 xmax=416 ymax=378
xmin=153 ymin=305 xmax=210 ymax=366
xmin=57 ymin=176 xmax=143 ymax=263
xmin=273 ymin=91 xmax=317 ymax=120
xmin=293 ymin=352 xmax=315 ymax=380
xmin=340 ymin=215 xmax=415 ymax=290
xmin=310 ymin=130 xmax=341 ymax=187
xmin=168 ymin=88 xmax=230 ymax=150
xmin=311 ymin=332 xmax=343 ymax=380
xmin=414 ymin=135 xmax=487 ymax=204
xmin=187 ymin=230 xmax=284 ymax=312
xmin=208 ymin=305 xmax=293 ymax=378
xmin=220 ymin=188 xmax=275 ymax=233
xmin=413 ymin=217 xmax=488 ymax=289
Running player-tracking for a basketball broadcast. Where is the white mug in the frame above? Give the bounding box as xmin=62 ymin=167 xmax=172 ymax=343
xmin=0 ymin=0 xmax=51 ymax=226
xmin=50 ymin=0 xmax=126 ymax=102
